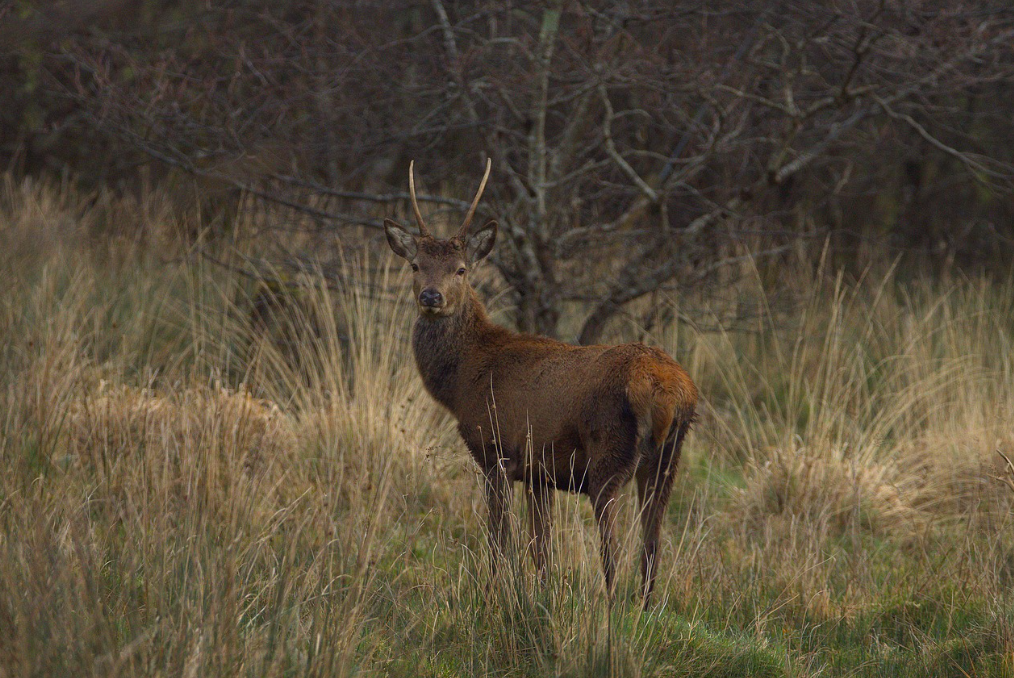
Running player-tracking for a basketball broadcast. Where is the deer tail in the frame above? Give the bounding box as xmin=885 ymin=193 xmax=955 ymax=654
xmin=626 ymin=355 xmax=698 ymax=452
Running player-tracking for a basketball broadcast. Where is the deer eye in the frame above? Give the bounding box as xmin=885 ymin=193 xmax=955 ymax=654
xmin=456 ymin=267 xmax=467 ymax=276
xmin=410 ymin=263 xmax=419 ymax=272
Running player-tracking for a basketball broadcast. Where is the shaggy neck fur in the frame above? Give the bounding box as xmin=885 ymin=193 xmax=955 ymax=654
xmin=411 ymin=288 xmax=490 ymax=410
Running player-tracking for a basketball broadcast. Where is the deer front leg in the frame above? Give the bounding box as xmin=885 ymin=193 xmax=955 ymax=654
xmin=483 ymin=464 xmax=515 ymax=579
xmin=525 ymin=482 xmax=553 ymax=578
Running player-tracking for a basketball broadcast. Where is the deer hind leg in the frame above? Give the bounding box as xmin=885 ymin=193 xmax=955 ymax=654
xmin=588 ymin=455 xmax=636 ymax=597
xmin=483 ymin=464 xmax=515 ymax=579
xmin=635 ymin=423 xmax=688 ymax=607
xmin=525 ymin=481 xmax=553 ymax=578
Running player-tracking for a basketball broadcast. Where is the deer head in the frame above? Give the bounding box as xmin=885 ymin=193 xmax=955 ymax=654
xmin=385 ymin=159 xmax=497 ymax=317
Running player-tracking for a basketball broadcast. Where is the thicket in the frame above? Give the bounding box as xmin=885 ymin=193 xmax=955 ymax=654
xmin=3 ymin=1 xmax=1014 ymax=339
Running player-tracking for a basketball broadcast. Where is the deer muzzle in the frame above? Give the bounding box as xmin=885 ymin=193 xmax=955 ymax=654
xmin=419 ymin=288 xmax=444 ymax=309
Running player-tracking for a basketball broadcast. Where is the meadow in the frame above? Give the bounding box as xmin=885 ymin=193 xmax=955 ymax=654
xmin=1 ymin=175 xmax=1013 ymax=677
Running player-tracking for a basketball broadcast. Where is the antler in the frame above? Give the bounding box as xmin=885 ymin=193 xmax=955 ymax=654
xmin=408 ymin=160 xmax=431 ymax=237
xmin=457 ymin=158 xmax=492 ymax=240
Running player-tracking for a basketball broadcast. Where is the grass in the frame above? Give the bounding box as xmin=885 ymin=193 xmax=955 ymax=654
xmin=1 ymin=175 xmax=1013 ymax=676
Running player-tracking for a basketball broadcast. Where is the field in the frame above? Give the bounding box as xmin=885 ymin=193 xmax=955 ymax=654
xmin=2 ymin=176 xmax=1013 ymax=677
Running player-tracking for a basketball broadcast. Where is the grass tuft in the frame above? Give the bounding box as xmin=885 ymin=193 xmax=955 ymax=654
xmin=1 ymin=176 xmax=1012 ymax=675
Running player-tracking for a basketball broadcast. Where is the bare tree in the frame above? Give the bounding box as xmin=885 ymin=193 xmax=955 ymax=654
xmin=5 ymin=0 xmax=1014 ymax=340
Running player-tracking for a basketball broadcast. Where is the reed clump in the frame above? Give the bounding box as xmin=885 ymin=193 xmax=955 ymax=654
xmin=1 ymin=175 xmax=1011 ymax=676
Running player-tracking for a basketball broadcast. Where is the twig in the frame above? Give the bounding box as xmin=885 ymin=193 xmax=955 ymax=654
xmin=996 ymin=450 xmax=1014 ymax=495
xmin=598 ymin=82 xmax=659 ymax=203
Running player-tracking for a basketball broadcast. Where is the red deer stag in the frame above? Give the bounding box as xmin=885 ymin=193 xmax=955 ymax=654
xmin=384 ymin=160 xmax=697 ymax=604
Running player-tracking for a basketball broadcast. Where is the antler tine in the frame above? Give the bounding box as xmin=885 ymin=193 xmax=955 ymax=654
xmin=408 ymin=160 xmax=431 ymax=237
xmin=457 ymin=158 xmax=492 ymax=239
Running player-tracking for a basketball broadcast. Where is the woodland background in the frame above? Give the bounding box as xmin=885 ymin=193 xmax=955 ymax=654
xmin=2 ymin=2 xmax=1014 ymax=676
xmin=4 ymin=0 xmax=1014 ymax=338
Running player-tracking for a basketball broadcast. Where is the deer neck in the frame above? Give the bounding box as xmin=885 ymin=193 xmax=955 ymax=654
xmin=411 ymin=288 xmax=489 ymax=410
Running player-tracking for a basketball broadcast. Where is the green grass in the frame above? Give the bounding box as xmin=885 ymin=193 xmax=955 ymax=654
xmin=1 ymin=176 xmax=1013 ymax=676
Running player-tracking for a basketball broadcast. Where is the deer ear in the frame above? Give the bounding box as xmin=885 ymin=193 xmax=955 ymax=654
xmin=384 ymin=218 xmax=417 ymax=261
xmin=466 ymin=219 xmax=497 ymax=264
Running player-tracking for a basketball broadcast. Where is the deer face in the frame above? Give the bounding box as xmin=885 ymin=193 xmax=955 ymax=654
xmin=385 ymin=224 xmax=497 ymax=317
xmin=384 ymin=159 xmax=497 ymax=318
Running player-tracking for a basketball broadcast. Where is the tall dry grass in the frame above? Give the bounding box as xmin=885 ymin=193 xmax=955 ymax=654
xmin=1 ymin=175 xmax=1012 ymax=676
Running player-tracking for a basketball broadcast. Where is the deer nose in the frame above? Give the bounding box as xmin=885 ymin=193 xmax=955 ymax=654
xmin=419 ymin=288 xmax=444 ymax=308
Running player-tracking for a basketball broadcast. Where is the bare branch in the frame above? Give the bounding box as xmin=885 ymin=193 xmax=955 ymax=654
xmin=876 ymin=97 xmax=1014 ymax=185
xmin=598 ymin=82 xmax=659 ymax=203
xmin=528 ymin=0 xmax=565 ymax=233
xmin=270 ymin=174 xmax=471 ymax=210
xmin=996 ymin=450 xmax=1014 ymax=495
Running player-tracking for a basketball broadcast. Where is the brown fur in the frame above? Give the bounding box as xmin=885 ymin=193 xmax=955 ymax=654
xmin=385 ymin=165 xmax=698 ymax=605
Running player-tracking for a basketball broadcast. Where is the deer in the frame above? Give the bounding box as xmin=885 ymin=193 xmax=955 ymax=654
xmin=383 ymin=159 xmax=698 ymax=605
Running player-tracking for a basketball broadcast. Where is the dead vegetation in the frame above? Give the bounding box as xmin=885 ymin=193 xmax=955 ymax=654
xmin=2 ymin=176 xmax=1013 ymax=676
